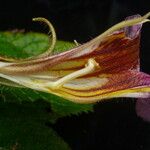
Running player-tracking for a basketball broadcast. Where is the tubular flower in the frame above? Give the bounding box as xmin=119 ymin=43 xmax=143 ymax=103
xmin=0 ymin=12 xmax=150 ymax=109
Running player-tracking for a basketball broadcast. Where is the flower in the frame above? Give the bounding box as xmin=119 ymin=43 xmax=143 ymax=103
xmin=0 ymin=12 xmax=150 ymax=114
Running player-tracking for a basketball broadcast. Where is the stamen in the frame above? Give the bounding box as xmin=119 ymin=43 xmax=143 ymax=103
xmin=32 ymin=17 xmax=57 ymax=57
xmin=81 ymin=12 xmax=150 ymax=50
xmin=74 ymin=40 xmax=80 ymax=46
xmin=45 ymin=58 xmax=99 ymax=89
xmin=0 ymin=17 xmax=57 ymax=62
xmin=100 ymin=12 xmax=150 ymax=38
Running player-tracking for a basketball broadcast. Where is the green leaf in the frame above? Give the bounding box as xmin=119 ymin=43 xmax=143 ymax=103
xmin=0 ymin=31 xmax=94 ymax=120
xmin=43 ymin=93 xmax=94 ymax=123
xmin=0 ymin=32 xmax=49 ymax=58
xmin=0 ymin=32 xmax=75 ymax=58
xmin=0 ymin=100 xmax=71 ymax=150
xmin=0 ymin=85 xmax=93 ymax=123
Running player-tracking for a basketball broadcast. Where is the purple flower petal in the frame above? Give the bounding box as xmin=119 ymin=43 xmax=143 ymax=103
xmin=124 ymin=14 xmax=142 ymax=39
xmin=136 ymin=98 xmax=150 ymax=122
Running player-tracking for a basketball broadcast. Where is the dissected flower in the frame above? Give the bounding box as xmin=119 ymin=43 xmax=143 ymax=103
xmin=0 ymin=13 xmax=150 ymax=120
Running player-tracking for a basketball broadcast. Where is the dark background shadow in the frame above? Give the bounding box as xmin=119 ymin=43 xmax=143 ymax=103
xmin=0 ymin=0 xmax=150 ymax=150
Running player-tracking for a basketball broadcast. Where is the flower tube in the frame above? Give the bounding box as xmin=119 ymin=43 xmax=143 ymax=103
xmin=0 ymin=12 xmax=149 ymax=107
